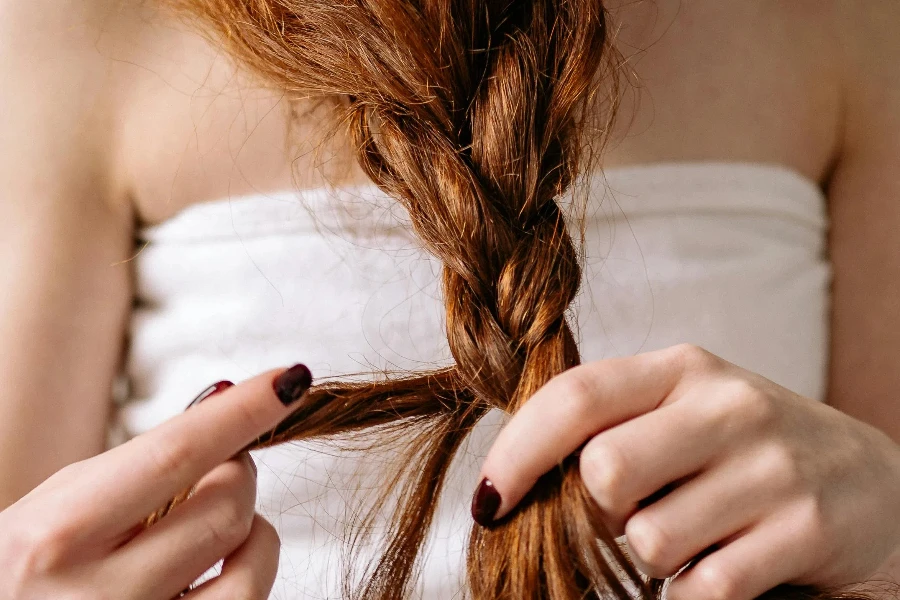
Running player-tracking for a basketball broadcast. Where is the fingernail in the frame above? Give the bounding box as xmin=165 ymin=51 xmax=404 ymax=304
xmin=247 ymin=453 xmax=258 ymax=476
xmin=185 ymin=380 xmax=234 ymax=411
xmin=471 ymin=478 xmax=501 ymax=527
xmin=273 ymin=364 xmax=313 ymax=406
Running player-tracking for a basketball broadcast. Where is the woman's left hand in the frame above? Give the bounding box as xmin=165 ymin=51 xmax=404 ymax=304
xmin=473 ymin=343 xmax=900 ymax=600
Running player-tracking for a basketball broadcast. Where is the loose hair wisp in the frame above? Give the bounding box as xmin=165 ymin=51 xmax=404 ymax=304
xmin=152 ymin=1 xmax=885 ymax=598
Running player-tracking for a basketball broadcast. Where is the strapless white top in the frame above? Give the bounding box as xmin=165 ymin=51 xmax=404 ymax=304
xmin=111 ymin=162 xmax=830 ymax=598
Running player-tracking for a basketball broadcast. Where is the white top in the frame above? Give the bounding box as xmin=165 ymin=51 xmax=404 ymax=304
xmin=111 ymin=161 xmax=831 ymax=598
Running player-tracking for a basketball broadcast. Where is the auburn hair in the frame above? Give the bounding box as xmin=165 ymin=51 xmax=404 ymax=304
xmin=148 ymin=1 xmax=886 ymax=598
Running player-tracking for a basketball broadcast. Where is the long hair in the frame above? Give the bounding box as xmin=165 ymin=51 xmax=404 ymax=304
xmin=150 ymin=1 xmax=884 ymax=598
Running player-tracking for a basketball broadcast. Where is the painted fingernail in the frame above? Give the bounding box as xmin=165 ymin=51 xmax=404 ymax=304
xmin=471 ymin=478 xmax=501 ymax=527
xmin=185 ymin=380 xmax=234 ymax=411
xmin=273 ymin=364 xmax=313 ymax=406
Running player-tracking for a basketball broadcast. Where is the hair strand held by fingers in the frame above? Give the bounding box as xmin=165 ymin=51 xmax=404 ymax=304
xmin=147 ymin=1 xmax=886 ymax=599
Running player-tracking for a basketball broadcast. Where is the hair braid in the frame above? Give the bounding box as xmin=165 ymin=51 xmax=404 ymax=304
xmin=152 ymin=1 xmax=884 ymax=598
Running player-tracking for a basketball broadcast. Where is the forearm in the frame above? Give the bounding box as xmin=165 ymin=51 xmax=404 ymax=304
xmin=0 ymin=182 xmax=133 ymax=509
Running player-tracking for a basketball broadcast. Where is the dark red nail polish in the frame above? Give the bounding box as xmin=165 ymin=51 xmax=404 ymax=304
xmin=185 ymin=380 xmax=234 ymax=411
xmin=471 ymin=478 xmax=501 ymax=527
xmin=273 ymin=364 xmax=313 ymax=406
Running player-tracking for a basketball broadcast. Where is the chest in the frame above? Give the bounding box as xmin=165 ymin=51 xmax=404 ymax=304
xmin=113 ymin=0 xmax=841 ymax=226
xmin=600 ymin=0 xmax=841 ymax=177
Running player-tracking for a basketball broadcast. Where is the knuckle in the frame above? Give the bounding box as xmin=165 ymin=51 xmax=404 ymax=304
xmin=216 ymin=455 xmax=258 ymax=493
xmin=670 ymin=343 xmax=718 ymax=372
xmin=555 ymin=370 xmax=596 ymax=415
xmin=230 ymin=582 xmax=265 ymax=600
xmin=206 ymin=498 xmax=254 ymax=550
xmin=256 ymin=514 xmax=281 ymax=548
xmin=691 ymin=563 xmax=740 ymax=600
xmin=12 ymin=518 xmax=78 ymax=577
xmin=736 ymin=385 xmax=775 ymax=427
xmin=713 ymin=379 xmax=775 ymax=430
xmin=51 ymin=461 xmax=86 ymax=485
xmin=760 ymin=443 xmax=804 ymax=491
xmin=145 ymin=438 xmax=193 ymax=483
xmin=795 ymin=497 xmax=829 ymax=545
xmin=625 ymin=515 xmax=671 ymax=575
xmin=228 ymin=459 xmax=260 ymax=508
xmin=579 ymin=441 xmax=628 ymax=511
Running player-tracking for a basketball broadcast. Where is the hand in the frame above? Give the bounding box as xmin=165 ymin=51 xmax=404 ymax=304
xmin=0 ymin=364 xmax=312 ymax=600
xmin=474 ymin=344 xmax=900 ymax=600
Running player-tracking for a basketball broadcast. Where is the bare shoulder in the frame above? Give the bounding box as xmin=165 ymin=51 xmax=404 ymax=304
xmin=0 ymin=0 xmax=135 ymax=206
xmin=105 ymin=0 xmax=356 ymax=224
xmin=833 ymin=0 xmax=900 ymax=151
xmin=821 ymin=3 xmax=900 ymax=441
xmin=0 ymin=0 xmax=121 ymax=53
xmin=0 ymin=2 xmax=139 ymax=502
xmin=834 ymin=0 xmax=900 ymax=71
xmin=0 ymin=0 xmax=129 ymax=114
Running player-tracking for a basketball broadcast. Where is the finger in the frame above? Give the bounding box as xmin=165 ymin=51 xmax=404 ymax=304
xmin=623 ymin=448 xmax=780 ymax=578
xmin=142 ymin=381 xmax=237 ymax=531
xmin=13 ymin=381 xmax=238 ymax=550
xmin=184 ymin=514 xmax=281 ymax=600
xmin=186 ymin=381 xmax=235 ymax=410
xmin=665 ymin=510 xmax=815 ymax=600
xmin=102 ymin=453 xmax=259 ymax=600
xmin=11 ymin=380 xmax=242 ymax=558
xmin=579 ymin=378 xmax=749 ymax=534
xmin=473 ymin=344 xmax=704 ymax=524
xmin=87 ymin=364 xmax=311 ymax=528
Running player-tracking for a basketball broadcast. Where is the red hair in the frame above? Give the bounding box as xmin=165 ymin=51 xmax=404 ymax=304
xmin=148 ymin=1 xmax=888 ymax=598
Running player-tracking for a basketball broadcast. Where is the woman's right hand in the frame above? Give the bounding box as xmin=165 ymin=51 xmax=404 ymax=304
xmin=0 ymin=364 xmax=313 ymax=600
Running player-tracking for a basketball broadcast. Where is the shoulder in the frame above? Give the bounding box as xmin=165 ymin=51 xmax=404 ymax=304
xmin=0 ymin=0 xmax=129 ymax=119
xmin=0 ymin=0 xmax=118 ymax=50
xmin=818 ymin=2 xmax=900 ymax=441
xmin=106 ymin=2 xmax=334 ymax=224
xmin=832 ymin=1 xmax=900 ymax=157
xmin=0 ymin=0 xmax=136 ymax=208
xmin=834 ymin=0 xmax=900 ymax=74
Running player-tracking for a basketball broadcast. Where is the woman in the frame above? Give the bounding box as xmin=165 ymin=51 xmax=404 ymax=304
xmin=0 ymin=0 xmax=897 ymax=598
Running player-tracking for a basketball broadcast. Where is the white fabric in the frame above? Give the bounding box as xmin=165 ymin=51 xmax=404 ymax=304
xmin=112 ymin=161 xmax=830 ymax=598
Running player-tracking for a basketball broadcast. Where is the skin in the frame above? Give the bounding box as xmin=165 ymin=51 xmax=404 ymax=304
xmin=0 ymin=369 xmax=292 ymax=598
xmin=478 ymin=1 xmax=900 ymax=593
xmin=478 ymin=344 xmax=900 ymax=598
xmin=0 ymin=0 xmax=898 ymax=596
